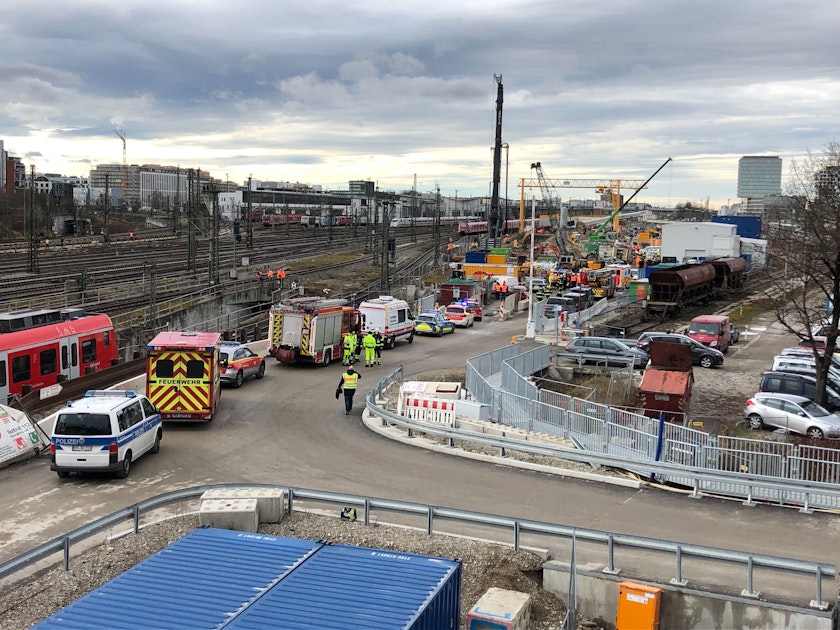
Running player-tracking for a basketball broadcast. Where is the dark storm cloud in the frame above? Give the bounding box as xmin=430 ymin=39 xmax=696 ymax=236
xmin=0 ymin=0 xmax=837 ymax=203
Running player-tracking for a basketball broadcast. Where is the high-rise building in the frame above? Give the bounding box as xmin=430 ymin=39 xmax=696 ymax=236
xmin=737 ymin=156 xmax=782 ymax=216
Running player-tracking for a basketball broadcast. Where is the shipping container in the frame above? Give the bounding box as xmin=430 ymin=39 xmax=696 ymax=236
xmin=33 ymin=527 xmax=462 ymax=630
xmin=464 ymin=251 xmax=487 ymax=264
xmin=712 ymin=215 xmax=762 ymax=239
xmin=660 ymin=222 xmax=736 ymax=262
xmin=459 ymin=263 xmax=522 ymax=280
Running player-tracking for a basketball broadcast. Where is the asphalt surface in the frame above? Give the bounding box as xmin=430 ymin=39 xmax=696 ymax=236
xmin=1 ymin=312 xmax=838 ymax=604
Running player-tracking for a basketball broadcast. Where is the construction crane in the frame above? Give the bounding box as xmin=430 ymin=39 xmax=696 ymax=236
xmin=114 ymin=127 xmax=127 ymax=209
xmin=529 ymin=162 xmax=568 ymax=254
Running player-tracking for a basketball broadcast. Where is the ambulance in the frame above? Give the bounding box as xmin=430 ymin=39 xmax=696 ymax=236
xmin=145 ymin=331 xmax=222 ymax=422
xmin=358 ymin=296 xmax=415 ymax=349
xmin=269 ymin=297 xmax=361 ymax=366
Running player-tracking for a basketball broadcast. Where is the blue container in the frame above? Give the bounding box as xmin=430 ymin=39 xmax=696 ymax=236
xmin=34 ymin=528 xmax=462 ymax=630
xmin=464 ymin=251 xmax=487 ymax=264
xmin=740 ymin=253 xmax=752 ymax=272
xmin=712 ymin=215 xmax=762 ymax=239
xmin=227 ymin=543 xmax=462 ymax=629
xmin=33 ymin=528 xmax=322 ymax=630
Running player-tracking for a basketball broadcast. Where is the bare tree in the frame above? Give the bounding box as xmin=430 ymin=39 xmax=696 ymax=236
xmin=770 ymin=141 xmax=840 ymax=407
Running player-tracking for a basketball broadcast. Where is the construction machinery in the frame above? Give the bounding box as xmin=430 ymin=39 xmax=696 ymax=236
xmin=529 ymin=161 xmax=569 ymax=255
xmin=580 ymin=158 xmax=672 ymax=258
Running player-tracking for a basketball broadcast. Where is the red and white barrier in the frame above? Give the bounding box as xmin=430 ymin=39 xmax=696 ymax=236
xmin=402 ymin=396 xmax=456 ymax=424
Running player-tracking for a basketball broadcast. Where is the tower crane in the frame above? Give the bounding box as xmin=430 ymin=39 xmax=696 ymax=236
xmin=529 ymin=162 xmax=568 ymax=254
xmin=114 ymin=127 xmax=127 ymax=209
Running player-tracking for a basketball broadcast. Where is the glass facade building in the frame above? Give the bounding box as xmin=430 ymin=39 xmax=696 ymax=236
xmin=737 ymin=156 xmax=782 ymax=216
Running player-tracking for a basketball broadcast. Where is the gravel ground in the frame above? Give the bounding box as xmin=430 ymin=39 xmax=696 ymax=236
xmin=0 ymin=512 xmax=602 ymax=630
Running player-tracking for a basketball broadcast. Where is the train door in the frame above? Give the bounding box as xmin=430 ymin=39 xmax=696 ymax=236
xmin=0 ymin=350 xmax=7 ymax=401
xmin=59 ymin=337 xmax=80 ymax=381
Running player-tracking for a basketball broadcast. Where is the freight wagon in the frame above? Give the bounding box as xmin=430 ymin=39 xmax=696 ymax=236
xmin=644 ymin=263 xmax=716 ymax=320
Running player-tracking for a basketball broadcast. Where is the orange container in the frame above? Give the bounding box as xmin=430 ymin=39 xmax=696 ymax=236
xmin=616 ymin=581 xmax=661 ymax=630
xmin=486 ymin=254 xmax=507 ymax=264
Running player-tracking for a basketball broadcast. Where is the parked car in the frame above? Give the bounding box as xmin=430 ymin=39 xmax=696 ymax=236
xmin=758 ymin=371 xmax=840 ymax=412
xmin=461 ymin=298 xmax=483 ymax=321
xmin=219 ymin=341 xmax=266 ymax=388
xmin=564 ymin=336 xmax=648 ymax=369
xmin=743 ymin=393 xmax=840 ymax=439
xmin=730 ymin=324 xmax=740 ymax=344
xmin=545 ymin=296 xmax=579 ymax=318
xmin=636 ymin=332 xmax=724 ymax=369
xmin=798 ymin=336 xmax=827 ymax=353
xmin=444 ymin=303 xmax=475 ymax=328
xmin=414 ymin=311 xmax=456 ymax=336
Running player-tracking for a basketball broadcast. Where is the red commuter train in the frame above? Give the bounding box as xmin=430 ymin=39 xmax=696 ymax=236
xmin=0 ymin=308 xmax=119 ymax=402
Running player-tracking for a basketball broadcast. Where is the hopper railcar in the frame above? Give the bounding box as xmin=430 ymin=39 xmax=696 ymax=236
xmin=0 ymin=308 xmax=118 ymax=402
xmin=709 ymin=256 xmax=748 ymax=294
xmin=644 ymin=263 xmax=716 ymax=320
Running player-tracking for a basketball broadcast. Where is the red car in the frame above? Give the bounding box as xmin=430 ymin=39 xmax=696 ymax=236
xmin=462 ymin=299 xmax=483 ymax=321
xmin=444 ymin=304 xmax=475 ymax=327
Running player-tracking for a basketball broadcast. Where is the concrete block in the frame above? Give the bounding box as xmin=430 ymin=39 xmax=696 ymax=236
xmin=201 ymin=488 xmax=285 ymax=523
xmin=199 ymin=498 xmax=259 ymax=532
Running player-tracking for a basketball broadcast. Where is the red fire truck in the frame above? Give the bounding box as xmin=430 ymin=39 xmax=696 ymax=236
xmin=269 ymin=298 xmax=361 ymax=366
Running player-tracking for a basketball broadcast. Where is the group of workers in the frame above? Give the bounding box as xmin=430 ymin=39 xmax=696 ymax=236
xmin=491 ymin=280 xmax=510 ymax=300
xmin=342 ymin=329 xmax=384 ymax=367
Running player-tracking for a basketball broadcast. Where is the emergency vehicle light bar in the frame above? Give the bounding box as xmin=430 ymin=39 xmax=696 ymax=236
xmin=85 ymin=390 xmax=138 ymax=398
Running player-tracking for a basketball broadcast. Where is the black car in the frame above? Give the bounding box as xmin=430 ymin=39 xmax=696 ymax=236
xmin=636 ymin=332 xmax=724 ymax=369
xmin=759 ymin=371 xmax=840 ymax=412
xmin=564 ymin=336 xmax=648 ymax=369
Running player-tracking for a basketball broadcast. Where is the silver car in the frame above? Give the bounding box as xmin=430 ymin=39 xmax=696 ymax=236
xmin=743 ymin=393 xmax=840 ymax=439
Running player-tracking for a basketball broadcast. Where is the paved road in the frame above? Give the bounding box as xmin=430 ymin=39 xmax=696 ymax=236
xmin=1 ymin=311 xmax=837 ymax=602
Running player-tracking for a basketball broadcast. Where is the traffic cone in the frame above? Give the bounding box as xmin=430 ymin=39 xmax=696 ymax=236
xmin=511 ymin=336 xmax=517 ymax=344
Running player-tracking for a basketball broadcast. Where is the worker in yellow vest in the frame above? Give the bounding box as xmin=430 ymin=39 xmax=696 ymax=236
xmin=336 ymin=366 xmax=362 ymax=415
xmin=343 ymin=333 xmax=354 ymax=365
xmin=362 ymin=331 xmax=377 ymax=367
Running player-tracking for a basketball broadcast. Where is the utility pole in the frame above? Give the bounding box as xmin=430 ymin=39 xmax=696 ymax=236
xmin=380 ymin=200 xmax=390 ymax=294
xmin=187 ymin=169 xmax=197 ymax=274
xmin=246 ymin=176 xmax=254 ymax=249
xmin=433 ymin=186 xmax=441 ymax=266
xmin=173 ymin=166 xmax=181 ymax=235
xmin=27 ymin=165 xmax=38 ymax=273
xmin=209 ymin=183 xmax=220 ymax=287
xmin=103 ymin=173 xmax=110 ymax=243
xmin=410 ymin=174 xmax=417 ymax=243
xmin=488 ymin=74 xmax=504 ymax=244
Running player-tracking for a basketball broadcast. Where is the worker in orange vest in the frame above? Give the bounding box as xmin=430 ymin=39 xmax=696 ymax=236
xmin=492 ymin=281 xmax=501 ymax=300
xmin=500 ymin=281 xmax=508 ymax=296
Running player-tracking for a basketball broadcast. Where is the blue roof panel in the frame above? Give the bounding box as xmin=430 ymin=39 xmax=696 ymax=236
xmin=32 ymin=528 xmax=321 ymax=630
xmin=225 ymin=544 xmax=461 ymax=630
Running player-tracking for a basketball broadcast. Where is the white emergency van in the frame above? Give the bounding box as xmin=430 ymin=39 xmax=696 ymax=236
xmin=359 ymin=296 xmax=415 ymax=349
xmin=50 ymin=390 xmax=162 ymax=479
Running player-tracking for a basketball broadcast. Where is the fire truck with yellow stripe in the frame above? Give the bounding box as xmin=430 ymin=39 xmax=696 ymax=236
xmin=269 ymin=297 xmax=361 ymax=366
xmin=145 ymin=331 xmax=222 ymax=421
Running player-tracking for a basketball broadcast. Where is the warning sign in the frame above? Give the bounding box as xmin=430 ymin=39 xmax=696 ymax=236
xmin=0 ymin=404 xmax=45 ymax=467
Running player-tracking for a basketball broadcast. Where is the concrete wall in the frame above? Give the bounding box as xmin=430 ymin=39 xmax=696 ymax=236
xmin=543 ymin=561 xmax=835 ymax=630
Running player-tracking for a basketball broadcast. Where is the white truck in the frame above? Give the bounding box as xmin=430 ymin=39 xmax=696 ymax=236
xmin=358 ymin=296 xmax=415 ymax=349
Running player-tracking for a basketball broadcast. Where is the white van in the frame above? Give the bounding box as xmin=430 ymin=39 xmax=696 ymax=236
xmin=50 ymin=390 xmax=162 ymax=479
xmin=772 ymin=355 xmax=816 ymax=374
xmin=358 ymin=296 xmax=415 ymax=349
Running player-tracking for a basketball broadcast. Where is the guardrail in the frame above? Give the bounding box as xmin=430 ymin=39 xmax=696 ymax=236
xmin=0 ymin=480 xmax=833 ymax=609
xmin=365 ymin=364 xmax=836 ymax=607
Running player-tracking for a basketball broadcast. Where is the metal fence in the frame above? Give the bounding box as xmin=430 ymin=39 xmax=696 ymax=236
xmin=0 ymin=480 xmax=833 ymax=610
xmin=466 ymin=342 xmax=840 ymax=511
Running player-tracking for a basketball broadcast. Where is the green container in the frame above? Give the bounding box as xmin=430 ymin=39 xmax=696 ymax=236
xmin=489 ymin=248 xmax=511 ymax=255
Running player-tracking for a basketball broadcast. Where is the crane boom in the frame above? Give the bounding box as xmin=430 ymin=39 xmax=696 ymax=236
xmin=114 ymin=128 xmax=127 ymax=208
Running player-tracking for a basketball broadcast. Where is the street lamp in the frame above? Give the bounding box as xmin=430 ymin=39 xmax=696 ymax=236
xmin=525 ymin=195 xmax=537 ymax=339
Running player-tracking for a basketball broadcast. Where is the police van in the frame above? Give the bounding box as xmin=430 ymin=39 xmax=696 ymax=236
xmin=50 ymin=390 xmax=162 ymax=479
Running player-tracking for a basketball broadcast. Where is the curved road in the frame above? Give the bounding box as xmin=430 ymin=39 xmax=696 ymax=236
xmin=1 ymin=314 xmax=837 ymax=601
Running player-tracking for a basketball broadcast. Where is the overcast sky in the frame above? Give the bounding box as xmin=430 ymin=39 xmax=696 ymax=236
xmin=2 ymin=0 xmax=838 ymax=208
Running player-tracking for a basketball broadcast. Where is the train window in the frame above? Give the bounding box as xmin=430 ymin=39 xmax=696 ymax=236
xmin=155 ymin=359 xmax=174 ymax=378
xmin=12 ymin=356 xmax=31 ymax=383
xmin=186 ymin=360 xmax=205 ymax=379
xmin=61 ymin=346 xmax=68 ymax=370
xmin=71 ymin=343 xmax=78 ymax=367
xmin=0 ymin=360 xmax=5 ymax=388
xmin=104 ymin=331 xmax=111 ymax=347
xmin=40 ymin=349 xmax=57 ymax=376
xmin=81 ymin=340 xmax=96 ymax=363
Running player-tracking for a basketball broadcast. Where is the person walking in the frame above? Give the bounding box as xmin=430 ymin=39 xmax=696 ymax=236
xmin=342 ymin=332 xmax=354 ymax=366
xmin=336 ymin=366 xmax=361 ymax=415
xmin=352 ymin=329 xmax=362 ymax=364
xmin=362 ymin=331 xmax=377 ymax=367
xmin=374 ymin=331 xmax=384 ymax=365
